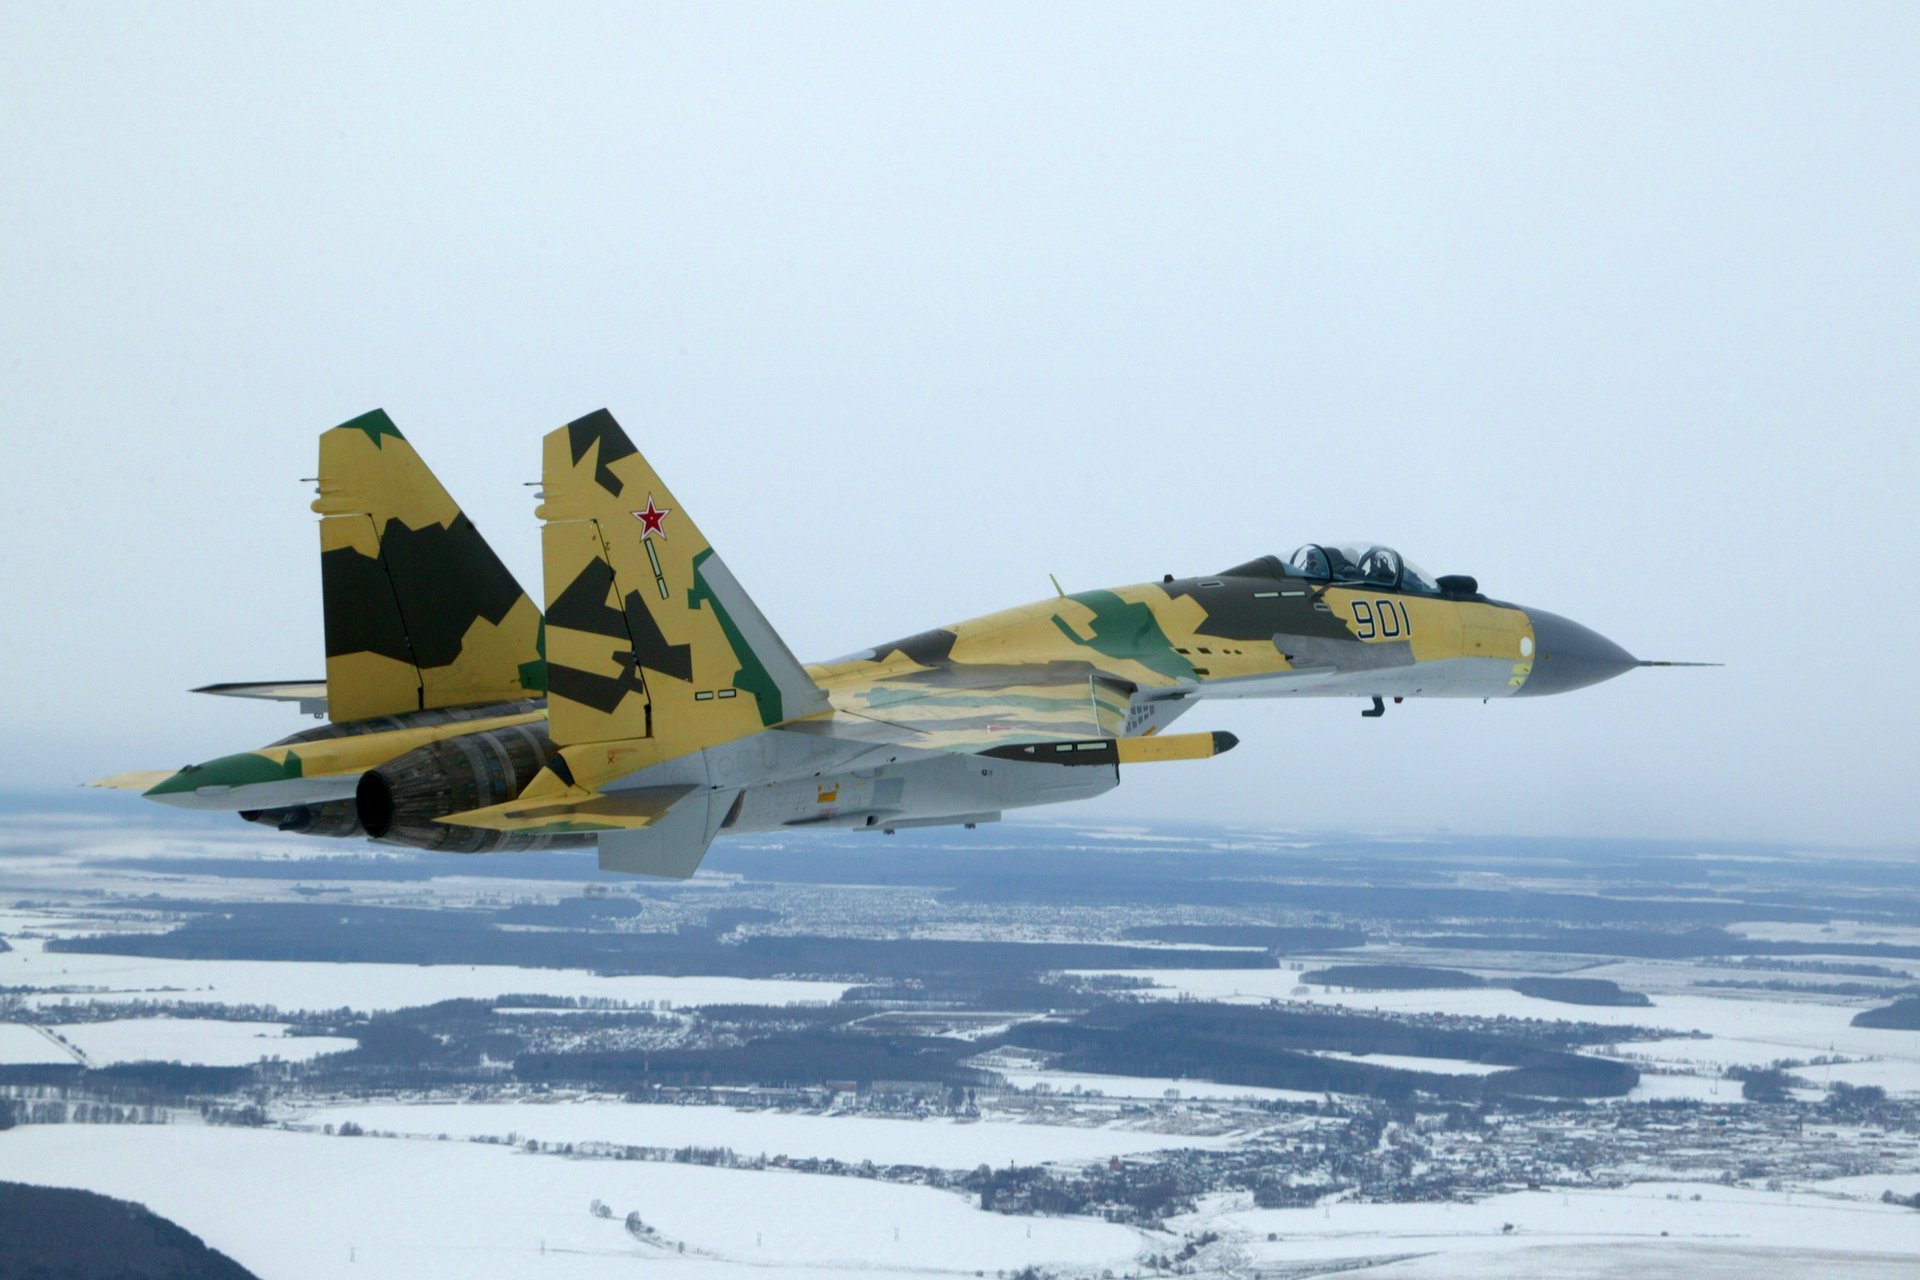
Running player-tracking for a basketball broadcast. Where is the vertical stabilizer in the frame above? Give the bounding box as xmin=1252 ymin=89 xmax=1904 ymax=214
xmin=538 ymin=409 xmax=827 ymax=770
xmin=314 ymin=410 xmax=545 ymax=723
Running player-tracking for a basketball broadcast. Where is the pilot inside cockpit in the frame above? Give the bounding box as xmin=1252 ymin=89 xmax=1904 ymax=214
xmin=1288 ymin=543 xmax=1441 ymax=596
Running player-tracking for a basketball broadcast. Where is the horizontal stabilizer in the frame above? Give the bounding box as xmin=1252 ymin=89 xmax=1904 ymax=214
xmin=439 ymin=783 xmax=695 ymax=834
xmin=193 ymin=681 xmax=328 ymax=717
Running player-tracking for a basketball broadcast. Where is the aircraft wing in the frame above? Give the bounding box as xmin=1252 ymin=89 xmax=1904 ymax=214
xmin=192 ymin=681 xmax=329 ymax=717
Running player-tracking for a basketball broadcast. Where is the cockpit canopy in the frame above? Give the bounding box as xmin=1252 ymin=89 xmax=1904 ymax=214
xmin=1287 ymin=543 xmax=1442 ymax=596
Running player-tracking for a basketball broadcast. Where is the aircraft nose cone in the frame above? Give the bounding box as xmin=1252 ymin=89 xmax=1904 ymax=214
xmin=1516 ymin=609 xmax=1638 ymax=697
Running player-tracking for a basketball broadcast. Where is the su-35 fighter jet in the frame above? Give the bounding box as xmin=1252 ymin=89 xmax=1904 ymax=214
xmin=99 ymin=409 xmax=1705 ymax=878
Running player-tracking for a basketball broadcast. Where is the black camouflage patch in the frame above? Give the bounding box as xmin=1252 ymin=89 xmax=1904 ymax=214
xmin=1162 ymin=573 xmax=1353 ymax=643
xmin=621 ymin=585 xmax=693 ymax=683
xmin=380 ymin=515 xmax=526 ymax=666
xmin=874 ymin=628 xmax=960 ymax=668
xmin=548 ymin=555 xmax=692 ymax=683
xmin=321 ymin=516 xmax=528 ymax=668
xmin=545 ymin=555 xmax=693 ymax=713
xmin=546 ymin=657 xmax=648 ymax=717
xmin=546 ymin=556 xmax=629 ymax=640
xmin=566 ymin=409 xmax=638 ymax=498
xmin=321 ymin=545 xmax=413 ymax=663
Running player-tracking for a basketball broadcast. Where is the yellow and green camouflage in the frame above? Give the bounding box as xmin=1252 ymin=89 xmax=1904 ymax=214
xmin=315 ymin=410 xmax=545 ymax=723
xmin=440 ymin=414 xmax=1562 ymax=839
xmin=476 ymin=410 xmax=829 ymax=818
xmin=105 ymin=404 xmax=1676 ymax=874
xmin=110 ymin=410 xmax=552 ymax=820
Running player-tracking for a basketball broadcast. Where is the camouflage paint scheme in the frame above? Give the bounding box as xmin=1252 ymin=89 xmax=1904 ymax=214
xmin=105 ymin=407 xmax=1657 ymax=878
xmin=127 ymin=412 xmax=546 ymax=814
xmin=315 ymin=410 xmax=545 ymax=721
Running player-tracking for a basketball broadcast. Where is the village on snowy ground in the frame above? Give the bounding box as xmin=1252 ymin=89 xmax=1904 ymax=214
xmin=4 ymin=799 xmax=1920 ymax=1278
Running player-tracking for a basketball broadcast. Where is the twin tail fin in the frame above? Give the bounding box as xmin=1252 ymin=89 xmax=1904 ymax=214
xmin=314 ymin=409 xmax=545 ymax=723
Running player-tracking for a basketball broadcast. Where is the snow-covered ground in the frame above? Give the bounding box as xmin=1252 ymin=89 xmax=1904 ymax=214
xmin=1314 ymin=1051 xmax=1509 ymax=1077
xmin=1804 ymin=1170 xmax=1920 ymax=1200
xmin=1622 ymin=1073 xmax=1744 ymax=1104
xmin=1 ymin=1124 xmax=1145 ymax=1280
xmin=1367 ymin=1243 xmax=1917 ymax=1278
xmin=302 ymin=1100 xmax=1244 ymax=1166
xmin=53 ymin=1018 xmax=357 ymax=1066
xmin=1727 ymin=920 xmax=1920 ymax=948
xmin=0 ymin=1021 xmax=73 ymax=1065
xmin=1 ymin=935 xmax=848 ymax=1014
xmin=1192 ymin=1181 xmax=1920 ymax=1277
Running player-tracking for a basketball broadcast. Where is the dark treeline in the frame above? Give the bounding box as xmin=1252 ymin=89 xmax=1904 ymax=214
xmin=1509 ymin=977 xmax=1650 ymax=1007
xmin=1121 ymin=925 xmax=1367 ymax=951
xmin=1405 ymin=927 xmax=1920 ymax=962
xmin=838 ymin=979 xmax=1105 ymax=1012
xmin=1697 ymin=979 xmax=1914 ymax=997
xmin=1717 ymin=958 xmax=1913 ymax=978
xmin=950 ymin=873 xmax=1857 ymax=926
xmin=1853 ymin=997 xmax=1920 ymax=1030
xmin=1002 ymin=1003 xmax=1638 ymax=1100
xmin=315 ymin=998 xmax=643 ymax=1081
xmin=309 ymin=997 xmax=996 ymax=1092
xmin=1295 ymin=968 xmax=1648 ymax=1007
xmin=99 ymin=824 xmax=1920 ymax=928
xmin=515 ymin=1030 xmax=997 ymax=1092
xmin=1302 ymin=965 xmax=1485 ymax=990
xmin=46 ymin=903 xmax=1272 ymax=978
xmin=291 ymin=995 xmax=1634 ymax=1101
xmin=61 ymin=898 xmax=1920 ymax=984
xmin=0 ymin=1062 xmax=254 ymax=1100
xmin=0 ymin=1181 xmax=260 ymax=1280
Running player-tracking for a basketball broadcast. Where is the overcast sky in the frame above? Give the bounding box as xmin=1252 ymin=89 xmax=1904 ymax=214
xmin=4 ymin=4 xmax=1915 ymax=847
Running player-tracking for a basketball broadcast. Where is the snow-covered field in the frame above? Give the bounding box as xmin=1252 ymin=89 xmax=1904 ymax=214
xmin=55 ymin=1018 xmax=357 ymax=1066
xmin=1315 ymin=1051 xmax=1508 ymax=1077
xmin=8 ymin=1124 xmax=1916 ymax=1280
xmin=302 ymin=1100 xmax=1244 ymax=1166
xmin=1727 ymin=920 xmax=1920 ymax=948
xmin=1623 ymin=1073 xmax=1744 ymax=1104
xmin=0 ymin=1021 xmax=72 ymax=1065
xmin=1 ymin=1124 xmax=1145 ymax=1280
xmin=2 ymin=936 xmax=848 ymax=1014
xmin=1367 ymin=1243 xmax=1917 ymax=1278
xmin=1193 ymin=1181 xmax=1920 ymax=1277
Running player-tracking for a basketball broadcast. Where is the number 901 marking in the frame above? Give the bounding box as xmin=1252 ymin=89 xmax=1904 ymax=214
xmin=1351 ymin=599 xmax=1410 ymax=640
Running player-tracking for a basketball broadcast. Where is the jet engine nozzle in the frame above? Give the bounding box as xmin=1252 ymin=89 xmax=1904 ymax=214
xmin=354 ymin=725 xmax=590 ymax=853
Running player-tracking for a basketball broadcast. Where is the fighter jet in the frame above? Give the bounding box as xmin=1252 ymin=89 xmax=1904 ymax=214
xmin=99 ymin=409 xmax=1699 ymax=877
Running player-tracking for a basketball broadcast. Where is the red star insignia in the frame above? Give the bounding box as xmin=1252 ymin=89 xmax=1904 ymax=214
xmin=631 ymin=494 xmax=671 ymax=539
